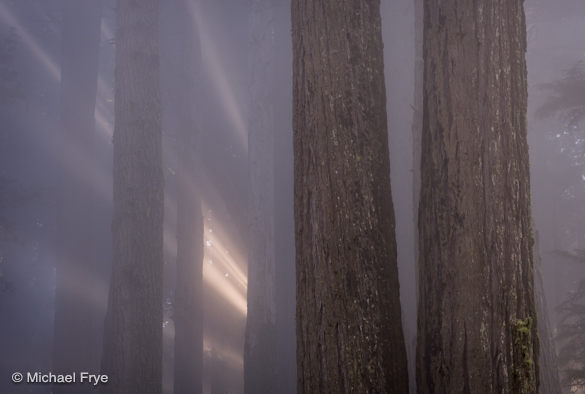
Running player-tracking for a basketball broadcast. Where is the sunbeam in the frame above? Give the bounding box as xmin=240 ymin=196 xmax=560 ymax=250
xmin=188 ymin=2 xmax=248 ymax=152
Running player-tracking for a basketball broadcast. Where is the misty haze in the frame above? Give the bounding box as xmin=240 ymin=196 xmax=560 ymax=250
xmin=1 ymin=0 xmax=584 ymax=393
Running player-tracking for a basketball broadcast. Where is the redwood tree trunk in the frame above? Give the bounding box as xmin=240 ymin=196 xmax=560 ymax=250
xmin=416 ymin=1 xmax=538 ymax=392
xmin=100 ymin=1 xmax=164 ymax=393
xmin=291 ymin=0 xmax=409 ymax=392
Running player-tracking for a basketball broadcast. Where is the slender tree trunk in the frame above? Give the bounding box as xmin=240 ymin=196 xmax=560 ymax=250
xmin=409 ymin=2 xmax=423 ymax=393
xmin=53 ymin=2 xmax=102 ymax=393
xmin=100 ymin=1 xmax=164 ymax=393
xmin=272 ymin=1 xmax=296 ymax=392
xmin=411 ymin=0 xmax=423 ymax=291
xmin=416 ymin=1 xmax=538 ymax=393
xmin=244 ymin=1 xmax=277 ymax=392
xmin=169 ymin=2 xmax=204 ymax=393
xmin=174 ymin=136 xmax=203 ymax=394
xmin=291 ymin=0 xmax=409 ymax=392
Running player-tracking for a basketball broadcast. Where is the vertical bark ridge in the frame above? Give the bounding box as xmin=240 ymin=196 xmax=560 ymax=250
xmin=292 ymin=0 xmax=409 ymax=392
xmin=416 ymin=1 xmax=538 ymax=393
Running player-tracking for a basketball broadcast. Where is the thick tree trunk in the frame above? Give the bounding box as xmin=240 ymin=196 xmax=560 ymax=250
xmin=100 ymin=1 xmax=164 ymax=393
xmin=244 ymin=1 xmax=278 ymax=392
xmin=53 ymin=2 xmax=102 ymax=393
xmin=416 ymin=1 xmax=538 ymax=393
xmin=291 ymin=1 xmax=409 ymax=392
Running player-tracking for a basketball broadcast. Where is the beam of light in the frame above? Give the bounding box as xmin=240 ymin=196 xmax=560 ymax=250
xmin=95 ymin=76 xmax=114 ymax=140
xmin=0 ymin=0 xmax=114 ymax=139
xmin=0 ymin=2 xmax=115 ymax=200
xmin=188 ymin=2 xmax=248 ymax=152
xmin=0 ymin=2 xmax=59 ymax=79
xmin=205 ymin=232 xmax=247 ymax=289
xmin=200 ymin=199 xmax=247 ymax=290
xmin=163 ymin=197 xmax=247 ymax=317
xmin=203 ymin=257 xmax=247 ymax=316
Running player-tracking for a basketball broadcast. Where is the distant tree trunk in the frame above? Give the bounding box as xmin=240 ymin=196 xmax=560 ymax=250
xmin=411 ymin=0 xmax=422 ymax=295
xmin=534 ymin=231 xmax=562 ymax=394
xmin=100 ymin=1 xmax=164 ymax=393
xmin=168 ymin=1 xmax=204 ymax=393
xmin=174 ymin=126 xmax=203 ymax=394
xmin=53 ymin=2 xmax=102 ymax=393
xmin=291 ymin=1 xmax=409 ymax=392
xmin=272 ymin=1 xmax=296 ymax=393
xmin=244 ymin=0 xmax=277 ymax=393
xmin=416 ymin=1 xmax=538 ymax=393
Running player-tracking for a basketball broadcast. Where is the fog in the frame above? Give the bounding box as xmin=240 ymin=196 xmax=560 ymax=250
xmin=1 ymin=0 xmax=584 ymax=393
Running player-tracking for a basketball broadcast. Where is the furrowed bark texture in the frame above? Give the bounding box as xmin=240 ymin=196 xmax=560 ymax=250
xmin=416 ymin=1 xmax=538 ymax=393
xmin=101 ymin=1 xmax=164 ymax=393
xmin=54 ymin=2 xmax=102 ymax=393
xmin=292 ymin=0 xmax=409 ymax=392
xmin=245 ymin=0 xmax=278 ymax=392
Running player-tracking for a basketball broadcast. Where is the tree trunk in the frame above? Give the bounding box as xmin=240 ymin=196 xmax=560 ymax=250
xmin=100 ymin=1 xmax=164 ymax=393
xmin=411 ymin=0 xmax=423 ymax=293
xmin=291 ymin=1 xmax=409 ymax=392
xmin=169 ymin=1 xmax=204 ymax=393
xmin=53 ymin=2 xmax=102 ymax=393
xmin=416 ymin=1 xmax=538 ymax=393
xmin=533 ymin=231 xmax=562 ymax=394
xmin=410 ymin=1 xmax=423 ymax=392
xmin=272 ymin=1 xmax=296 ymax=393
xmin=244 ymin=1 xmax=278 ymax=392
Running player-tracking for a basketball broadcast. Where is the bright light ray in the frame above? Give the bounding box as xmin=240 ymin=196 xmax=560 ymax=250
xmin=164 ymin=192 xmax=246 ymax=316
xmin=0 ymin=3 xmax=114 ymax=199
xmin=203 ymin=260 xmax=247 ymax=316
xmin=188 ymin=2 xmax=248 ymax=152
xmin=206 ymin=235 xmax=247 ymax=289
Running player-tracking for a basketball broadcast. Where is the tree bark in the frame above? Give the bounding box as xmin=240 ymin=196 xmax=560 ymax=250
xmin=291 ymin=0 xmax=409 ymax=392
xmin=100 ymin=1 xmax=164 ymax=393
xmin=416 ymin=1 xmax=538 ymax=393
xmin=53 ymin=2 xmax=103 ymax=393
xmin=244 ymin=1 xmax=278 ymax=392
